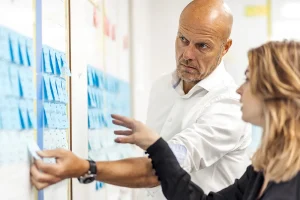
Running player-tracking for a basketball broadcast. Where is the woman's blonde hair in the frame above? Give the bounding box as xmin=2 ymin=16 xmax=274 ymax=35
xmin=249 ymin=40 xmax=300 ymax=183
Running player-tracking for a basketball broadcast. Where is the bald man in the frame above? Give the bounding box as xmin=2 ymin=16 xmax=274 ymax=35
xmin=30 ymin=0 xmax=251 ymax=199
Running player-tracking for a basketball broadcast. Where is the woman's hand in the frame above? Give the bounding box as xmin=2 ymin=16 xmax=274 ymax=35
xmin=111 ymin=114 xmax=160 ymax=150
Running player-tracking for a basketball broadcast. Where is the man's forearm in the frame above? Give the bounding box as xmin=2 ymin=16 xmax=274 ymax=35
xmin=95 ymin=157 xmax=160 ymax=188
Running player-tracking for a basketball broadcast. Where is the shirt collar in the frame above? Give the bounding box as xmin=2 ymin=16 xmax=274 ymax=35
xmin=171 ymin=61 xmax=226 ymax=95
xmin=197 ymin=61 xmax=226 ymax=91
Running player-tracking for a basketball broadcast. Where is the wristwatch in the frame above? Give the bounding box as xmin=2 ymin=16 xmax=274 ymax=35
xmin=77 ymin=160 xmax=97 ymax=184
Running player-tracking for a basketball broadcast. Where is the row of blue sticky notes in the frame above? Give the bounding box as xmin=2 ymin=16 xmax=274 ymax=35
xmin=87 ymin=65 xmax=120 ymax=93
xmin=18 ymin=67 xmax=36 ymax=99
xmin=87 ymin=66 xmax=104 ymax=88
xmin=0 ymin=60 xmax=35 ymax=98
xmin=88 ymin=87 xmax=104 ymax=109
xmin=0 ymin=60 xmax=11 ymax=96
xmin=0 ymin=98 xmax=36 ymax=130
xmin=88 ymin=109 xmax=115 ymax=129
xmin=0 ymin=26 xmax=33 ymax=66
xmin=43 ymin=75 xmax=68 ymax=103
xmin=43 ymin=102 xmax=68 ymax=129
xmin=104 ymin=74 xmax=120 ymax=93
xmin=43 ymin=46 xmax=71 ymax=76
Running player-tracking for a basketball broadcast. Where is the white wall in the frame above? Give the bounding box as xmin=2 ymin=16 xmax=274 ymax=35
xmin=131 ymin=0 xmax=190 ymax=122
xmin=224 ymin=0 xmax=268 ymax=85
xmin=271 ymin=0 xmax=300 ymax=40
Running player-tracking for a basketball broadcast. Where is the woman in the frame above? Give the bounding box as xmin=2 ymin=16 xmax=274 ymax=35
xmin=112 ymin=40 xmax=300 ymax=200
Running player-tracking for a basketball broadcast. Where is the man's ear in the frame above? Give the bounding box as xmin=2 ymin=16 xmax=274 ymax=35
xmin=222 ymin=38 xmax=232 ymax=56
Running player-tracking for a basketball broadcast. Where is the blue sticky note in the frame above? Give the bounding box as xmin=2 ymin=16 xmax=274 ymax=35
xmin=49 ymin=48 xmax=57 ymax=75
xmin=18 ymin=67 xmax=28 ymax=98
xmin=19 ymin=36 xmax=29 ymax=66
xmin=90 ymin=110 xmax=94 ymax=129
xmin=94 ymin=111 xmax=99 ymax=128
xmin=87 ymin=88 xmax=92 ymax=107
xmin=50 ymin=77 xmax=59 ymax=101
xmin=92 ymin=69 xmax=98 ymax=87
xmin=93 ymin=111 xmax=98 ymax=129
xmin=0 ymin=112 xmax=2 ymax=130
xmin=90 ymin=88 xmax=96 ymax=108
xmin=94 ymin=90 xmax=99 ymax=108
xmin=56 ymin=53 xmax=63 ymax=73
xmin=96 ymin=71 xmax=102 ymax=88
xmin=98 ymin=92 xmax=103 ymax=109
xmin=0 ymin=97 xmax=4 ymax=129
xmin=91 ymin=111 xmax=96 ymax=129
xmin=93 ymin=89 xmax=98 ymax=108
xmin=60 ymin=53 xmax=71 ymax=77
xmin=27 ymin=103 xmax=36 ymax=129
xmin=26 ymin=69 xmax=35 ymax=99
xmin=89 ymin=110 xmax=94 ymax=129
xmin=59 ymin=104 xmax=64 ymax=129
xmin=87 ymin=67 xmax=92 ymax=86
xmin=96 ymin=181 xmax=104 ymax=191
xmin=11 ymin=99 xmax=22 ymax=130
xmin=9 ymin=33 xmax=21 ymax=64
xmin=55 ymin=78 xmax=62 ymax=102
xmin=43 ymin=75 xmax=53 ymax=101
xmin=42 ymin=103 xmax=48 ymax=128
xmin=97 ymin=111 xmax=102 ymax=129
xmin=98 ymin=71 xmax=104 ymax=89
xmin=0 ymin=28 xmax=11 ymax=60
xmin=89 ymin=67 xmax=94 ymax=86
xmin=60 ymin=104 xmax=68 ymax=129
xmin=62 ymin=79 xmax=68 ymax=103
xmin=19 ymin=100 xmax=28 ymax=129
xmin=51 ymin=103 xmax=58 ymax=128
xmin=56 ymin=104 xmax=62 ymax=129
xmin=60 ymin=79 xmax=66 ymax=103
xmin=1 ymin=109 xmax=12 ymax=130
xmin=88 ymin=111 xmax=91 ymax=129
xmin=54 ymin=52 xmax=61 ymax=75
xmin=62 ymin=66 xmax=71 ymax=77
xmin=26 ymin=39 xmax=33 ymax=67
xmin=18 ymin=72 xmax=24 ymax=98
xmin=9 ymin=65 xmax=21 ymax=97
xmin=50 ymin=103 xmax=57 ymax=128
xmin=87 ymin=67 xmax=91 ymax=86
xmin=43 ymin=102 xmax=52 ymax=128
xmin=0 ymin=61 xmax=11 ymax=96
xmin=60 ymin=53 xmax=66 ymax=67
xmin=43 ymin=47 xmax=52 ymax=73
xmin=43 ymin=108 xmax=48 ymax=128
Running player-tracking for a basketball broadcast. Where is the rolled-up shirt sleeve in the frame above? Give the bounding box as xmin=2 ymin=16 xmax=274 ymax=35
xmin=168 ymin=98 xmax=246 ymax=173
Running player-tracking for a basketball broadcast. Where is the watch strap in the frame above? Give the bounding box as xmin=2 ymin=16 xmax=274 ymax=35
xmin=88 ymin=160 xmax=97 ymax=175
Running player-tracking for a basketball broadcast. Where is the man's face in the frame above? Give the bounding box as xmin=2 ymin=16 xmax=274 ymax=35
xmin=175 ymin=20 xmax=230 ymax=83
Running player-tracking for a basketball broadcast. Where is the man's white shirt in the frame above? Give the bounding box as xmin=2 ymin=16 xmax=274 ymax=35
xmin=136 ymin=61 xmax=252 ymax=200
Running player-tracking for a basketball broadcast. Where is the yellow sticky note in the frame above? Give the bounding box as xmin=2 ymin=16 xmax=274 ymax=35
xmin=245 ymin=5 xmax=267 ymax=17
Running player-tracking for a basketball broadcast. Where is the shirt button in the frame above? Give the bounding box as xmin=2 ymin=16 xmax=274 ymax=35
xmin=168 ymin=118 xmax=172 ymax=122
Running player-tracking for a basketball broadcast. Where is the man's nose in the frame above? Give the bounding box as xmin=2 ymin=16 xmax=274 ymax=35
xmin=183 ymin=44 xmax=196 ymax=61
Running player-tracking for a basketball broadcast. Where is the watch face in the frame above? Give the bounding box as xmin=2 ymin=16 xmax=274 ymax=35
xmin=83 ymin=177 xmax=95 ymax=184
xmin=78 ymin=174 xmax=96 ymax=184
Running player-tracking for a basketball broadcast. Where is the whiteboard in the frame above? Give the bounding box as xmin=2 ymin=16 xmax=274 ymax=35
xmin=0 ymin=1 xmax=35 ymax=199
xmin=41 ymin=0 xmax=71 ymax=198
xmin=70 ymin=0 xmax=134 ymax=199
